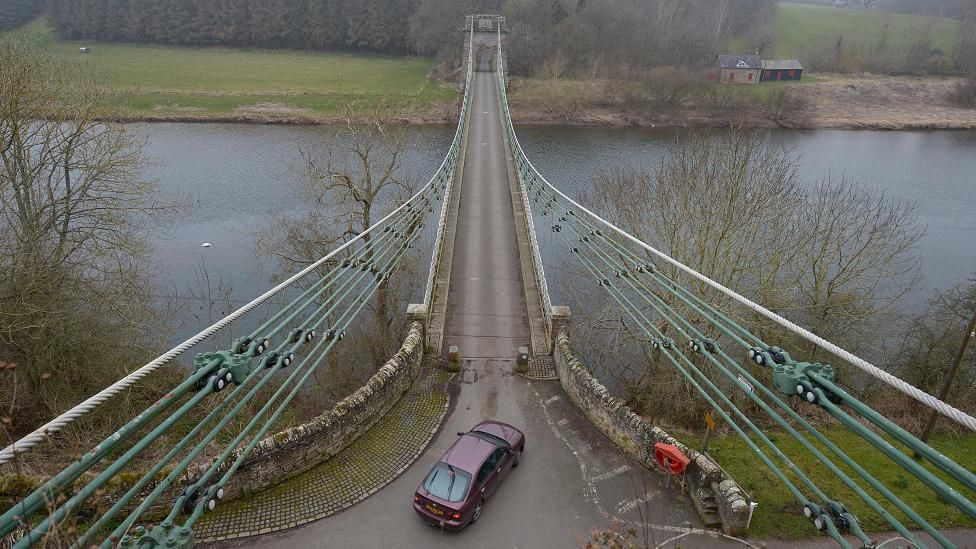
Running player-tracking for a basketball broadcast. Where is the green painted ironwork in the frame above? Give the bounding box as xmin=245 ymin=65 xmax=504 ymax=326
xmin=495 ymin=25 xmax=972 ymax=548
xmin=0 ymin=18 xmax=477 ymax=548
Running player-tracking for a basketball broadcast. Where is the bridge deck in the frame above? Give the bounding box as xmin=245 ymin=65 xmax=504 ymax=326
xmin=440 ymin=58 xmax=532 ymax=359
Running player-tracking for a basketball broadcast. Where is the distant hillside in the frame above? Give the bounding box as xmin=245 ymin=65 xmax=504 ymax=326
xmin=780 ymin=0 xmax=964 ymax=18
xmin=771 ymin=2 xmax=959 ymax=71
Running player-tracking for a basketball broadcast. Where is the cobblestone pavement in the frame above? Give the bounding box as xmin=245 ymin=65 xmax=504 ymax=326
xmin=521 ymin=356 xmax=557 ymax=380
xmin=195 ymin=362 xmax=457 ymax=542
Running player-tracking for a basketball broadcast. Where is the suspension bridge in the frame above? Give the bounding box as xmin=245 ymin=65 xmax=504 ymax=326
xmin=1 ymin=15 xmax=974 ymax=549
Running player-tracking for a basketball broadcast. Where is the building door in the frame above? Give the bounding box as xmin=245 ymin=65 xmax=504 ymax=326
xmin=776 ymin=71 xmax=782 ymax=81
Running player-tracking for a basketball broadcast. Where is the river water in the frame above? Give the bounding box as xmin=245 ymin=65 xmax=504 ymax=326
xmin=139 ymin=123 xmax=976 ymax=329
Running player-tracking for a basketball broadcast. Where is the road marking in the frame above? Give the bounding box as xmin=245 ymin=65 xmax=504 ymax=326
xmin=590 ymin=464 xmax=630 ymax=482
xmin=544 ymin=395 xmax=560 ymax=404
xmin=536 ymin=396 xmax=754 ymax=544
xmin=616 ymin=492 xmax=657 ymax=515
xmin=557 ymin=418 xmax=568 ymax=426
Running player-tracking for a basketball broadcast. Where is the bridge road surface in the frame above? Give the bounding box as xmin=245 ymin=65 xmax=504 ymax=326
xmin=208 ymin=48 xmax=740 ymax=549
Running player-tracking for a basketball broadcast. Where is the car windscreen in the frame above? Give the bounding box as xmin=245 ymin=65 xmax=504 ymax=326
xmin=422 ymin=462 xmax=471 ymax=503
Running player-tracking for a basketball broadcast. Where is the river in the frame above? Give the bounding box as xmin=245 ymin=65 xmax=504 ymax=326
xmin=138 ymin=123 xmax=976 ymax=332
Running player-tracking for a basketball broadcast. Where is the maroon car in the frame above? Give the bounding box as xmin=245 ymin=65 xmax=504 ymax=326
xmin=413 ymin=420 xmax=525 ymax=530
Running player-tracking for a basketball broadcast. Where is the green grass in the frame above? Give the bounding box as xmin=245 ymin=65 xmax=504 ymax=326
xmin=8 ymin=18 xmax=455 ymax=120
xmin=682 ymin=427 xmax=976 ymax=539
xmin=772 ymin=2 xmax=958 ymax=59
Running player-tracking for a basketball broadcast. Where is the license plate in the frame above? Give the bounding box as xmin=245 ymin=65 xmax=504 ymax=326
xmin=424 ymin=503 xmax=444 ymax=516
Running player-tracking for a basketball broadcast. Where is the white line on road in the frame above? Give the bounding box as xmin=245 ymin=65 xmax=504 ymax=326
xmin=616 ymin=491 xmax=657 ymax=515
xmin=557 ymin=418 xmax=569 ymax=426
xmin=590 ymin=464 xmax=630 ymax=482
xmin=544 ymin=395 xmax=560 ymax=404
xmin=535 ymin=396 xmax=754 ymax=543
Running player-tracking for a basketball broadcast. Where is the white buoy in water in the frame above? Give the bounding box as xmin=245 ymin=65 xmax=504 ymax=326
xmin=201 ymin=243 xmax=212 ymax=247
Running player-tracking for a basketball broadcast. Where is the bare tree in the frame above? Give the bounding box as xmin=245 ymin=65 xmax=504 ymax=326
xmin=890 ymin=278 xmax=976 ymax=404
xmin=577 ymin=129 xmax=922 ymax=423
xmin=0 ymin=37 xmax=173 ymax=434
xmin=955 ymin=0 xmax=976 ymax=73
xmin=259 ymin=117 xmax=418 ymax=372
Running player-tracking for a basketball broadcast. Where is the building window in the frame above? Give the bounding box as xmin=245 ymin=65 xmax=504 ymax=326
xmin=764 ymin=70 xmax=772 ymax=79
xmin=747 ymin=72 xmax=753 ymax=81
xmin=789 ymin=70 xmax=796 ymax=77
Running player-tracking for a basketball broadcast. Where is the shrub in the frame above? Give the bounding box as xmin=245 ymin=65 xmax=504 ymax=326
xmin=950 ymin=74 xmax=976 ymax=108
xmin=643 ymin=66 xmax=704 ymax=110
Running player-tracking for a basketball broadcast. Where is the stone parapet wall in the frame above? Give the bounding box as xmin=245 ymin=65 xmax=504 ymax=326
xmin=553 ymin=330 xmax=752 ymax=536
xmin=0 ymin=322 xmax=428 ymax=524
xmin=219 ymin=321 xmax=426 ymax=500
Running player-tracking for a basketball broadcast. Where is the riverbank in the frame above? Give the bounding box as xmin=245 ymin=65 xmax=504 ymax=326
xmin=101 ymin=73 xmax=976 ymax=131
xmin=505 ymin=73 xmax=976 ymax=131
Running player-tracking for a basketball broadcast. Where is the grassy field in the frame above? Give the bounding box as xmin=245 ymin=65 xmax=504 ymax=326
xmin=681 ymin=427 xmax=976 ymax=540
xmin=772 ymin=2 xmax=959 ymax=59
xmin=9 ymin=19 xmax=455 ymax=121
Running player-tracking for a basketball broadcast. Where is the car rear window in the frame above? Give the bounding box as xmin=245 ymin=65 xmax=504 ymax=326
xmin=423 ymin=462 xmax=471 ymax=503
xmin=470 ymin=430 xmax=508 ymax=447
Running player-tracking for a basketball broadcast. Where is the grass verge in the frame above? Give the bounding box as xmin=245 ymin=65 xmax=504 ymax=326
xmin=678 ymin=427 xmax=976 ymax=540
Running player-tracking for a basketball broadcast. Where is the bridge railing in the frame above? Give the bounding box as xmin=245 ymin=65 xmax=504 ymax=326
xmin=494 ymin=28 xmax=554 ymax=350
xmin=422 ymin=18 xmax=476 ymax=312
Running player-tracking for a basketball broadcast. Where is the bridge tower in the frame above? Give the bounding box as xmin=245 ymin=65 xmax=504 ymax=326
xmin=463 ymin=15 xmax=507 ymax=87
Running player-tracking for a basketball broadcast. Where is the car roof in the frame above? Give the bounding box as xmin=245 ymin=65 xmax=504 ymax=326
xmin=440 ymin=432 xmax=501 ymax=472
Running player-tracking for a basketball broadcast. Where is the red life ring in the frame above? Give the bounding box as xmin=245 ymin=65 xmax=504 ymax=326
xmin=654 ymin=443 xmax=690 ymax=475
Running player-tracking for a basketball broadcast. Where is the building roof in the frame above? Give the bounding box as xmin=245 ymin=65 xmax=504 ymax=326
xmin=763 ymin=59 xmax=804 ymax=70
xmin=718 ymin=55 xmax=762 ymax=70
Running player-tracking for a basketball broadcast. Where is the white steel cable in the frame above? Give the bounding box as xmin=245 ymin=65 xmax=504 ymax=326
xmin=0 ymin=123 xmax=468 ymax=465
xmin=423 ymin=19 xmax=475 ymax=308
xmin=518 ymin=153 xmax=976 ymax=432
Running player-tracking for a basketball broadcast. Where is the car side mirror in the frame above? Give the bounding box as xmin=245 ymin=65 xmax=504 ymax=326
xmin=457 ymin=432 xmax=466 ymax=437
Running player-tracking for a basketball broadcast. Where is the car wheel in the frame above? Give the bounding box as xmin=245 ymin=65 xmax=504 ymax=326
xmin=472 ymin=501 xmax=483 ymax=523
xmin=513 ymin=449 xmax=522 ymax=467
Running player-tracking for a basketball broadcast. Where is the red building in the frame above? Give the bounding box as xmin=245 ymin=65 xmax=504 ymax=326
xmin=761 ymin=60 xmax=804 ymax=82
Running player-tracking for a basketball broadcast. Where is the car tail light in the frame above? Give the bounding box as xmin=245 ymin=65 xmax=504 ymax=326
xmin=414 ymin=495 xmax=420 ymax=503
xmin=451 ymin=512 xmax=461 ymax=520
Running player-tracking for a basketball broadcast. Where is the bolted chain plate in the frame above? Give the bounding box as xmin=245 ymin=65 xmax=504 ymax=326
xmin=770 ymin=358 xmax=835 ymax=397
xmin=119 ymin=522 xmax=194 ymax=549
xmin=193 ymin=350 xmax=251 ymax=385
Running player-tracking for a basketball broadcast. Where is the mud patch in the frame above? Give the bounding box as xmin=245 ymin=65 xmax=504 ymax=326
xmin=235 ymin=102 xmax=311 ymax=115
xmin=483 ymin=385 xmax=498 ymax=417
xmin=151 ymin=105 xmax=205 ymax=112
